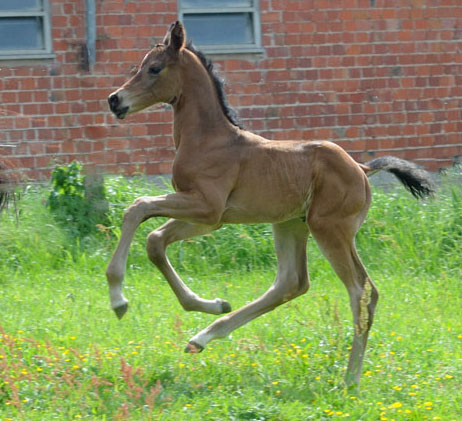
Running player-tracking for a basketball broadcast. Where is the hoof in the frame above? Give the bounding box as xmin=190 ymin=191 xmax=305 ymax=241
xmin=113 ymin=303 xmax=128 ymax=320
xmin=219 ymin=299 xmax=232 ymax=314
xmin=184 ymin=341 xmax=204 ymax=354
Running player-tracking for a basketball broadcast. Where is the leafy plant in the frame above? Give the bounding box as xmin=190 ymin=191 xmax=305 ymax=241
xmin=47 ymin=161 xmax=108 ymax=239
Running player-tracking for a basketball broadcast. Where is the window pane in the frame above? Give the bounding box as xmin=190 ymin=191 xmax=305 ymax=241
xmin=0 ymin=0 xmax=42 ymax=12
xmin=182 ymin=0 xmax=252 ymax=8
xmin=0 ymin=17 xmax=44 ymax=50
xmin=184 ymin=13 xmax=254 ymax=45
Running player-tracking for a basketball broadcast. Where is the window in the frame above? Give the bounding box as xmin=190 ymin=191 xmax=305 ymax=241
xmin=0 ymin=0 xmax=53 ymax=59
xmin=178 ymin=0 xmax=262 ymax=54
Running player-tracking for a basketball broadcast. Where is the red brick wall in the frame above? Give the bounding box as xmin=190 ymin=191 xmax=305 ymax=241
xmin=1 ymin=0 xmax=462 ymax=179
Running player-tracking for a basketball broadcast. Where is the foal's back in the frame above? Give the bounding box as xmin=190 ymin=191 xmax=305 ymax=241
xmin=221 ymin=131 xmax=369 ymax=225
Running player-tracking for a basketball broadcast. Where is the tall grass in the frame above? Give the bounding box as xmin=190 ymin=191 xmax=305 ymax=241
xmin=2 ymin=170 xmax=460 ymax=278
xmin=359 ymin=170 xmax=462 ymax=279
xmin=0 ymin=169 xmax=461 ymax=419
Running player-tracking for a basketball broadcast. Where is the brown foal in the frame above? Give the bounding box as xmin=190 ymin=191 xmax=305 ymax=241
xmin=106 ymin=22 xmax=434 ymax=387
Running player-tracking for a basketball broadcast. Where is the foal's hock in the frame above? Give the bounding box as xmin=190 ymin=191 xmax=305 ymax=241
xmin=106 ymin=21 xmax=435 ymax=387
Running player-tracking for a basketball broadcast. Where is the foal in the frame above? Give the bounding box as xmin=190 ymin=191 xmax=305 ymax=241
xmin=106 ymin=22 xmax=434 ymax=387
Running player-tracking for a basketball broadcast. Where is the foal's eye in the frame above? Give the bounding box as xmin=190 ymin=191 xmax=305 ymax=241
xmin=148 ymin=66 xmax=162 ymax=76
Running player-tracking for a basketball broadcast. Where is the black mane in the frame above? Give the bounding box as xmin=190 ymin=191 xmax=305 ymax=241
xmin=185 ymin=42 xmax=244 ymax=129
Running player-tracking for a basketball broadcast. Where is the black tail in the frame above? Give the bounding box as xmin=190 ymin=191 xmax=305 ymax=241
xmin=364 ymin=156 xmax=435 ymax=199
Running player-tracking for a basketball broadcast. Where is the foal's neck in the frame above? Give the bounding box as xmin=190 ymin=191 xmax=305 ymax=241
xmin=172 ymin=51 xmax=236 ymax=149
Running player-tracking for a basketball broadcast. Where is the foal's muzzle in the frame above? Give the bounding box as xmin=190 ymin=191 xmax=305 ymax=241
xmin=108 ymin=93 xmax=129 ymax=119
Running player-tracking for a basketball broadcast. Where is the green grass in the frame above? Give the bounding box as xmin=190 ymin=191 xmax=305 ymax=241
xmin=0 ymin=172 xmax=461 ymax=420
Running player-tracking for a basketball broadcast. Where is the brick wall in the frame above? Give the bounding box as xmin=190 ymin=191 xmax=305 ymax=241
xmin=1 ymin=0 xmax=462 ymax=180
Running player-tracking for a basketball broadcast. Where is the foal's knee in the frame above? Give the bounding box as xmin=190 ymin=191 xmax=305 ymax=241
xmin=278 ymin=271 xmax=310 ymax=303
xmin=146 ymin=231 xmax=165 ymax=265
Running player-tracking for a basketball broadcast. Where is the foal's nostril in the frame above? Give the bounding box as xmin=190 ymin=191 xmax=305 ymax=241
xmin=108 ymin=94 xmax=119 ymax=110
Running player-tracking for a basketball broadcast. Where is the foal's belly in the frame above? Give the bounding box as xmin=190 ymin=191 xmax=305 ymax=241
xmin=220 ymin=207 xmax=306 ymax=224
xmin=220 ymin=184 xmax=310 ymax=224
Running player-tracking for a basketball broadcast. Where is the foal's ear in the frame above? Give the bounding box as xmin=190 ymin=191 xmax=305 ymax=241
xmin=165 ymin=21 xmax=186 ymax=51
xmin=162 ymin=23 xmax=174 ymax=46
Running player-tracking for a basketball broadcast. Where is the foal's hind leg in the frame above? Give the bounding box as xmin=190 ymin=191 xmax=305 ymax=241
xmin=146 ymin=219 xmax=231 ymax=315
xmin=185 ymin=218 xmax=309 ymax=352
xmin=308 ymin=214 xmax=379 ymax=388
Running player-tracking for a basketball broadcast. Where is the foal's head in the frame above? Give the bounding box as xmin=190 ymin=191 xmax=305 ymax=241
xmin=108 ymin=22 xmax=186 ymax=119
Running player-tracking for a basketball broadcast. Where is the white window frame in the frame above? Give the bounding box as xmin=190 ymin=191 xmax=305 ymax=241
xmin=178 ymin=0 xmax=263 ymax=54
xmin=0 ymin=0 xmax=54 ymax=60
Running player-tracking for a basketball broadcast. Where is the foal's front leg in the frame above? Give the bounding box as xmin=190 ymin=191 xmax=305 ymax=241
xmin=146 ymin=219 xmax=231 ymax=314
xmin=106 ymin=192 xmax=223 ymax=318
